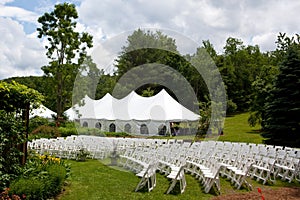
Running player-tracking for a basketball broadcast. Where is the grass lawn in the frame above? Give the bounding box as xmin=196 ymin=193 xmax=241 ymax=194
xmin=59 ymin=159 xmax=299 ymax=200
xmin=59 ymin=159 xmax=216 ymax=200
xmin=57 ymin=113 xmax=298 ymax=200
xmin=217 ymin=112 xmax=263 ymax=144
xmin=152 ymin=112 xmax=264 ymax=144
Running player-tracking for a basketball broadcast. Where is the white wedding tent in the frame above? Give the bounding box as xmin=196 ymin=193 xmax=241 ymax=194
xmin=65 ymin=89 xmax=200 ymax=136
xmin=30 ymin=105 xmax=56 ymax=119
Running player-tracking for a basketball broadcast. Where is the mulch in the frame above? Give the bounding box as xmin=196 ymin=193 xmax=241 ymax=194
xmin=211 ymin=187 xmax=300 ymax=200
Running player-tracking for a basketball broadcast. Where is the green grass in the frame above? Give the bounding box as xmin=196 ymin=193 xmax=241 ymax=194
xmin=217 ymin=112 xmax=264 ymax=144
xmin=58 ymin=159 xmax=300 ymax=200
xmin=59 ymin=159 xmax=216 ymax=200
xmin=57 ymin=113 xmax=298 ymax=199
xmin=150 ymin=112 xmax=264 ymax=144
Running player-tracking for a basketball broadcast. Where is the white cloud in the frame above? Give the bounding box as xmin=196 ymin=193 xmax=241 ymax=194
xmin=251 ymin=32 xmax=277 ymax=52
xmin=1 ymin=0 xmax=300 ymax=79
xmin=0 ymin=0 xmax=14 ymax=5
xmin=0 ymin=17 xmax=47 ymax=79
xmin=0 ymin=3 xmax=38 ymax=23
xmin=78 ymin=0 xmax=300 ymax=53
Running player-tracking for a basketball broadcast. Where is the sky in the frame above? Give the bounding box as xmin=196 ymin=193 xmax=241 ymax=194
xmin=0 ymin=0 xmax=300 ymax=80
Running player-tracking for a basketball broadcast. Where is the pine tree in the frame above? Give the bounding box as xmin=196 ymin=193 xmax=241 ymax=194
xmin=263 ymin=42 xmax=300 ymax=147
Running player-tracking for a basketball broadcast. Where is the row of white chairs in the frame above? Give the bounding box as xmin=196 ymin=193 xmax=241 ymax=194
xmin=28 ymin=136 xmax=300 ymax=193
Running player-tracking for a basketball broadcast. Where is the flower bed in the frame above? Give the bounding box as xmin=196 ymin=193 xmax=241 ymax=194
xmin=1 ymin=154 xmax=70 ymax=200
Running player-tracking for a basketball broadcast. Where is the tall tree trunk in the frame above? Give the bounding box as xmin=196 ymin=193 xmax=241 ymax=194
xmin=22 ymin=103 xmax=30 ymax=165
xmin=57 ymin=72 xmax=63 ymax=125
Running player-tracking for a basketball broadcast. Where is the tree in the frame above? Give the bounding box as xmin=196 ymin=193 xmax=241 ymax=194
xmin=0 ymin=81 xmax=43 ymax=188
xmin=219 ymin=37 xmax=269 ymax=112
xmin=248 ymin=64 xmax=279 ymax=127
xmin=263 ymin=33 xmax=300 ymax=147
xmin=37 ymin=3 xmax=93 ymax=121
xmin=72 ymin=55 xmax=102 ymax=105
xmin=115 ymin=29 xmax=207 ymax=112
xmin=116 ymin=29 xmax=177 ymax=78
xmin=4 ymin=76 xmax=53 ymax=110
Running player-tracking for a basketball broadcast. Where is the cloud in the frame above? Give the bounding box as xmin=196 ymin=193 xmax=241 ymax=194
xmin=0 ymin=3 xmax=38 ymax=23
xmin=0 ymin=0 xmax=14 ymax=5
xmin=78 ymin=0 xmax=300 ymax=53
xmin=1 ymin=0 xmax=300 ymax=80
xmin=0 ymin=17 xmax=47 ymax=79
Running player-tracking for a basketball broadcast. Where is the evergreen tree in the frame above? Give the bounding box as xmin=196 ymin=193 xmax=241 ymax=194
xmin=263 ymin=35 xmax=300 ymax=147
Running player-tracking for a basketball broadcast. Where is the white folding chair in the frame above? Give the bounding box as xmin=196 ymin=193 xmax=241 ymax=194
xmin=228 ymin=161 xmax=253 ymax=190
xmin=250 ymin=156 xmax=276 ymax=184
xmin=275 ymin=157 xmax=300 ymax=183
xmin=201 ymin=161 xmax=221 ymax=193
xmin=135 ymin=162 xmax=158 ymax=192
xmin=166 ymin=164 xmax=187 ymax=194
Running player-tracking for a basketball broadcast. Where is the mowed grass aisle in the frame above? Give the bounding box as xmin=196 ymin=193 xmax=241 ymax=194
xmin=59 ymin=159 xmax=215 ymax=200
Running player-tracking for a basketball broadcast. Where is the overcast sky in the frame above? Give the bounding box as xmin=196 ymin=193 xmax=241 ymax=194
xmin=0 ymin=0 xmax=299 ymax=80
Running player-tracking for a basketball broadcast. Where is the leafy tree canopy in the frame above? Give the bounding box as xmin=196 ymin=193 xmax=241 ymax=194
xmin=37 ymin=2 xmax=93 ymax=119
xmin=0 ymin=81 xmax=44 ymax=113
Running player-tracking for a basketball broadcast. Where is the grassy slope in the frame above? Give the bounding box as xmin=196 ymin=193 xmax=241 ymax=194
xmin=156 ymin=112 xmax=264 ymax=144
xmin=217 ymin=112 xmax=263 ymax=144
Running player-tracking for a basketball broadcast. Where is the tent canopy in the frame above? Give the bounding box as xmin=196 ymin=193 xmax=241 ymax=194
xmin=30 ymin=105 xmax=56 ymax=119
xmin=65 ymin=89 xmax=200 ymax=122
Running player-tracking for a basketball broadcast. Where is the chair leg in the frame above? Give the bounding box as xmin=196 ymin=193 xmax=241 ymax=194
xmin=166 ymin=179 xmax=177 ymax=194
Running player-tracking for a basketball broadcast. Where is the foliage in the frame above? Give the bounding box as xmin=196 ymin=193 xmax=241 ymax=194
xmin=29 ymin=116 xmax=49 ymax=133
xmin=72 ymin=56 xmax=104 ymax=104
xmin=226 ymin=99 xmax=237 ymax=114
xmin=75 ymin=148 xmax=89 ymax=161
xmin=0 ymin=111 xmax=25 ymax=190
xmin=114 ymin=29 xmax=205 ymax=112
xmin=263 ymin=33 xmax=300 ymax=147
xmin=37 ymin=3 xmax=93 ymax=118
xmin=77 ymin=127 xmax=105 ymax=137
xmin=58 ymin=126 xmax=77 ymax=137
xmin=30 ymin=125 xmax=60 ymax=139
xmin=248 ymin=65 xmax=279 ymax=127
xmin=0 ymin=81 xmax=44 ymax=189
xmin=141 ymin=87 xmax=155 ymax=97
xmin=217 ymin=38 xmax=274 ymax=112
xmin=104 ymin=132 xmax=130 ymax=137
xmin=116 ymin=29 xmax=177 ymax=78
xmin=197 ymin=100 xmax=211 ymax=135
xmin=0 ymin=81 xmax=43 ymax=113
xmin=8 ymin=154 xmax=69 ymax=200
xmin=3 ymin=76 xmax=53 ymax=111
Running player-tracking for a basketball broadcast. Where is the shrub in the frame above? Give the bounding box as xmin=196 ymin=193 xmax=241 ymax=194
xmin=227 ymin=99 xmax=238 ymax=114
xmin=29 ymin=116 xmax=49 ymax=133
xmin=45 ymin=165 xmax=67 ymax=196
xmin=104 ymin=132 xmax=130 ymax=137
xmin=30 ymin=125 xmax=60 ymax=139
xmin=9 ymin=154 xmax=69 ymax=200
xmin=9 ymin=178 xmax=44 ymax=200
xmin=58 ymin=127 xmax=77 ymax=137
xmin=77 ymin=127 xmax=105 ymax=137
xmin=0 ymin=111 xmax=24 ymax=190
